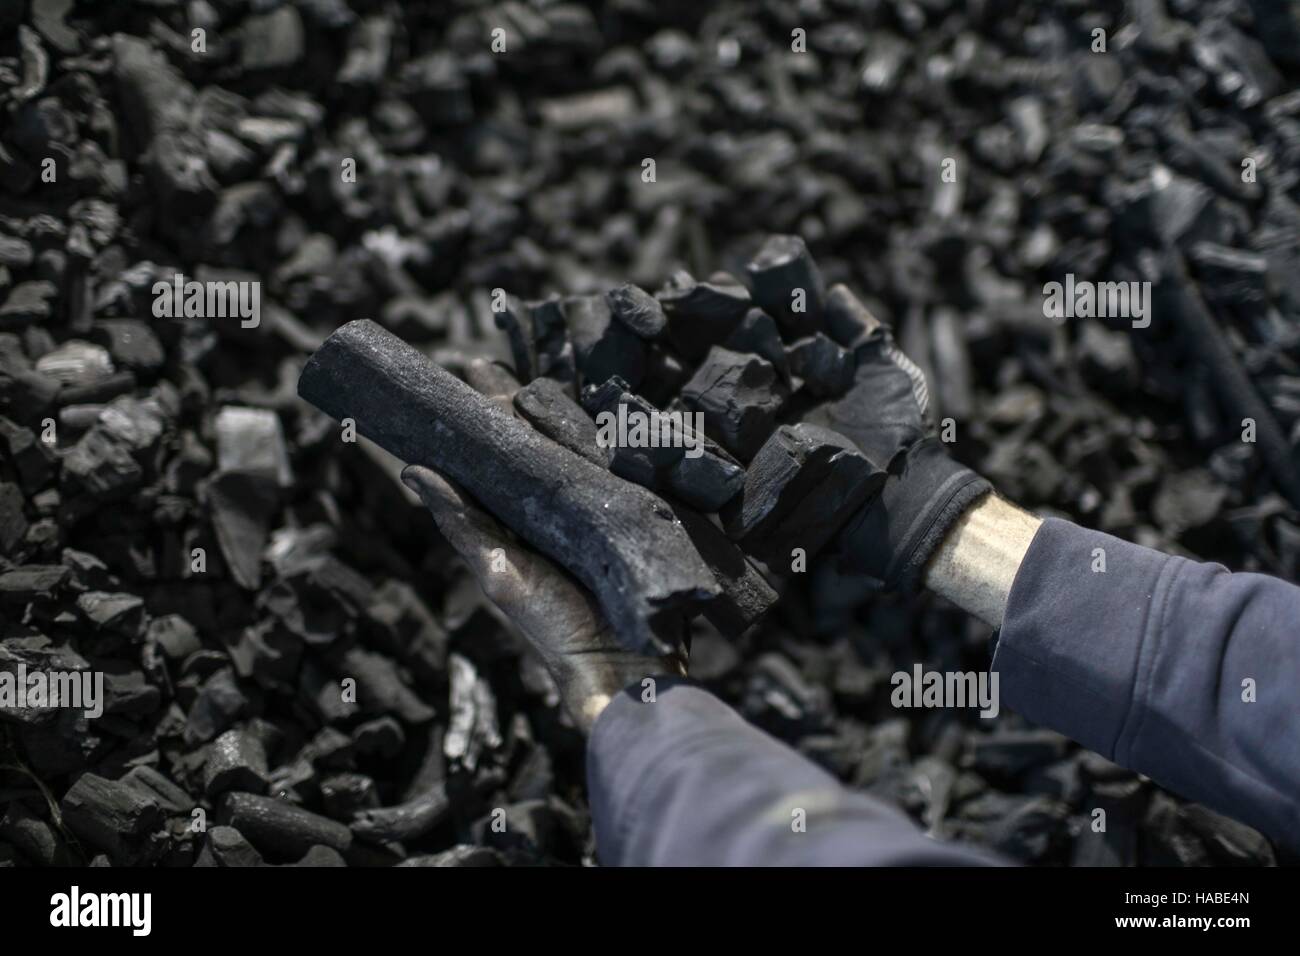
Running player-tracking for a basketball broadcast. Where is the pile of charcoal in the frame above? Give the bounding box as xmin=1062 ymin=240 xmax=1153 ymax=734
xmin=2 ymin=0 xmax=1298 ymax=866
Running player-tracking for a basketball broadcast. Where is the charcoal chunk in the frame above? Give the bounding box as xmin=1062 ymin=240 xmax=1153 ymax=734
xmin=214 ymin=406 xmax=292 ymax=487
xmin=320 ymin=773 xmax=379 ymax=819
xmin=0 ymin=564 xmax=69 ymax=600
xmin=667 ymin=444 xmax=745 ymax=512
xmin=562 ymin=294 xmax=646 ymax=389
xmin=0 ymin=483 xmax=28 ymax=555
xmin=824 ymin=284 xmax=883 ymax=349
xmin=121 ymin=766 xmax=194 ymax=814
xmin=606 ymin=283 xmax=667 ymax=339
xmin=0 ymin=281 xmax=58 ymax=327
xmin=91 ymin=319 xmax=165 ymax=375
xmin=658 ymin=273 xmax=752 ymax=359
xmin=185 ymin=667 xmax=249 ymax=746
xmin=724 ymin=308 xmax=791 ymax=381
xmin=398 ymin=845 xmax=505 ymax=867
xmin=1180 ymin=804 xmax=1275 ymax=866
xmin=36 ymin=341 xmax=114 ymax=388
xmin=352 ymin=771 xmax=504 ymax=844
xmin=337 ymin=646 xmax=435 ymax=724
xmin=208 ymin=472 xmax=278 ymax=590
xmin=681 ymin=347 xmax=788 ymax=461
xmin=671 ymin=505 xmax=777 ymax=634
xmin=290 ymin=845 xmax=347 ymax=867
xmin=147 ymin=614 xmax=201 ymax=660
xmin=352 ymin=717 xmax=406 ymax=760
xmin=219 ymin=792 xmax=352 ymax=861
xmin=970 ymin=730 xmax=1070 ymax=780
xmin=61 ymin=427 xmax=143 ymax=505
xmin=745 ymin=235 xmax=825 ymax=337
xmin=241 ymin=7 xmax=305 ymax=71
xmin=722 ymin=423 xmax=886 ymax=563
xmin=0 ymin=416 xmax=56 ymax=491
xmin=61 ymin=772 xmax=165 ymax=864
xmin=495 ymin=297 xmax=575 ymax=386
xmin=1 ymin=804 xmax=73 ymax=866
xmin=786 ymin=334 xmax=855 ymax=397
xmin=204 ymin=728 xmax=271 ymax=798
xmin=580 ymin=376 xmax=687 ymax=486
xmin=204 ymin=826 xmax=265 ymax=867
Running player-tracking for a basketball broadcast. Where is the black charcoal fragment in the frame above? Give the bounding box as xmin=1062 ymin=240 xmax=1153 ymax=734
xmin=658 ymin=273 xmax=752 ymax=359
xmin=219 ymin=792 xmax=351 ymax=860
xmin=241 ymin=7 xmax=305 ymax=71
xmin=337 ymin=646 xmax=435 ymax=724
xmin=290 ymin=846 xmax=347 ymax=867
xmin=0 ymin=564 xmax=69 ymax=601
xmin=562 ymin=294 xmax=646 ymax=389
xmin=745 ymin=235 xmax=826 ymax=338
xmin=185 ymin=667 xmax=249 ymax=746
xmin=147 ymin=614 xmax=201 ymax=661
xmin=61 ymin=772 xmax=165 ymax=864
xmin=722 ymin=423 xmax=886 ymax=563
xmin=351 ymin=770 xmax=505 ymax=844
xmin=204 ymin=826 xmax=265 ymax=868
xmin=786 ymin=334 xmax=855 ymax=398
xmin=724 ymin=308 xmax=792 ymax=382
xmin=1158 ymin=253 xmax=1300 ymax=509
xmin=606 ymin=283 xmax=666 ymax=339
xmin=397 ymin=845 xmax=505 ymax=867
xmin=35 ymin=340 xmax=113 ymax=388
xmin=204 ymin=728 xmax=271 ymax=798
xmin=824 ymin=284 xmax=883 ymax=351
xmin=215 ymin=406 xmax=292 ymax=487
xmin=681 ymin=347 xmax=788 ymax=461
xmin=580 ymin=375 xmax=685 ymax=486
xmin=970 ymin=730 xmax=1070 ymax=781
xmin=0 ymin=416 xmax=56 ymax=491
xmin=666 ymin=441 xmax=745 ymax=512
xmin=495 ymin=297 xmax=575 ymax=386
xmin=0 ymin=804 xmax=73 ymax=866
xmin=121 ymin=766 xmax=193 ymax=815
xmin=671 ymin=505 xmax=777 ymax=634
xmin=352 ymin=717 xmax=405 ymax=760
xmin=321 ymin=773 xmax=379 ymax=819
xmin=0 ymin=484 xmax=30 ymax=556
xmin=0 ymin=281 xmax=58 ymax=327
xmin=76 ymin=591 xmax=146 ymax=636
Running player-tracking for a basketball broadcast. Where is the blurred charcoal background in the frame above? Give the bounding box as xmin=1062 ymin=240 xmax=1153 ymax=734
xmin=1 ymin=0 xmax=1298 ymax=866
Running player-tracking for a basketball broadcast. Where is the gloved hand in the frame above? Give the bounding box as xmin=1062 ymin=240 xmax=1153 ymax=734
xmin=811 ymin=287 xmax=992 ymax=591
xmin=401 ymin=464 xmax=683 ymax=733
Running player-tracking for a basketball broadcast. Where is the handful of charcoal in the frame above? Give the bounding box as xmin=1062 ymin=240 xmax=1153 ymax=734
xmin=299 ymin=235 xmax=891 ymax=654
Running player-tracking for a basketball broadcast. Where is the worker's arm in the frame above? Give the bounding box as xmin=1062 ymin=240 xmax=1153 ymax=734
xmin=923 ymin=495 xmax=1300 ymax=852
xmin=587 ymin=677 xmax=1000 ymax=866
xmin=826 ymin=290 xmax=1300 ymax=852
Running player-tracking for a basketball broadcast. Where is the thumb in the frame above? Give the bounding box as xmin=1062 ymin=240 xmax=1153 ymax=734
xmin=401 ymin=465 xmax=510 ymax=581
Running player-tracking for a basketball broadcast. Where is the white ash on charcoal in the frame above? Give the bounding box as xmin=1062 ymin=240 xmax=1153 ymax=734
xmin=1 ymin=0 xmax=1296 ymax=869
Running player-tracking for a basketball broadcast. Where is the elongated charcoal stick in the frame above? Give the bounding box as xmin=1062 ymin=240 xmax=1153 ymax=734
xmin=350 ymin=770 xmax=506 ymax=844
xmin=298 ymin=319 xmax=719 ymax=656
xmin=1158 ymin=253 xmax=1300 ymax=509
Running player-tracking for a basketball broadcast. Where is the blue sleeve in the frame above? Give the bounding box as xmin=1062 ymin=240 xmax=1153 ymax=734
xmin=994 ymin=517 xmax=1300 ymax=852
xmin=585 ymin=678 xmax=1002 ymax=866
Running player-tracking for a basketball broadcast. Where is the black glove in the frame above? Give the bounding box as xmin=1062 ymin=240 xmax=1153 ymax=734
xmin=810 ymin=292 xmax=991 ymax=590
